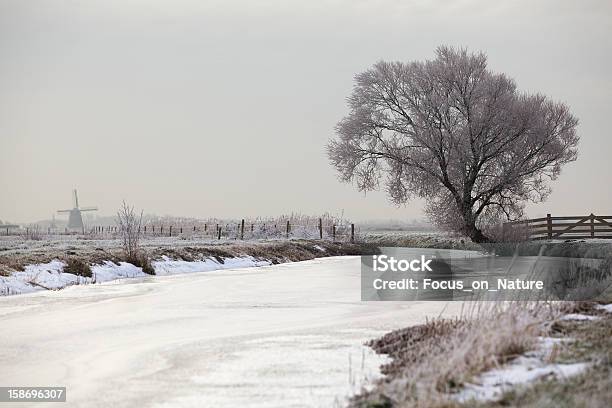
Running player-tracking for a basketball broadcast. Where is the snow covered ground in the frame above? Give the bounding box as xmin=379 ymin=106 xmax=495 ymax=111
xmin=0 ymin=256 xmax=462 ymax=408
xmin=152 ymin=255 xmax=271 ymax=276
xmin=0 ymin=256 xmax=271 ymax=296
xmin=453 ymin=306 xmax=612 ymax=404
xmin=454 ymin=336 xmax=590 ymax=403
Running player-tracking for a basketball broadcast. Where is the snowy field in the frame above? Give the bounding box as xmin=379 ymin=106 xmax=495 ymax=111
xmin=0 ymin=256 xmax=462 ymax=408
xmin=0 ymin=234 xmax=279 ymax=255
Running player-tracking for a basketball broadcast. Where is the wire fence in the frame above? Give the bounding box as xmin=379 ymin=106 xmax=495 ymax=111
xmin=3 ymin=219 xmax=358 ymax=243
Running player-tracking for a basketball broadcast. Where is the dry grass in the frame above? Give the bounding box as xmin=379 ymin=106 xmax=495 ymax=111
xmin=477 ymin=305 xmax=612 ymax=408
xmin=0 ymin=238 xmax=379 ymax=275
xmin=546 ymin=257 xmax=612 ymax=301
xmin=63 ymin=258 xmax=92 ymax=278
xmin=351 ymin=302 xmax=559 ymax=408
xmin=353 ymin=288 xmax=612 ymax=408
xmin=125 ymin=252 xmax=155 ymax=275
xmin=0 ymin=258 xmax=25 ymax=275
xmin=361 ymin=231 xmax=481 ymax=251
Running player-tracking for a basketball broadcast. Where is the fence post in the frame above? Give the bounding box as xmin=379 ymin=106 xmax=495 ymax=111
xmin=204 ymin=224 xmax=207 ymax=232
xmin=546 ymin=214 xmax=552 ymax=239
xmin=180 ymin=227 xmax=182 ymax=234
xmin=170 ymin=226 xmax=173 ymax=237
xmin=332 ymin=224 xmax=336 ymax=241
xmin=240 ymin=219 xmax=245 ymax=239
xmin=286 ymin=221 xmax=290 ymax=238
xmin=318 ymin=218 xmax=323 ymax=239
xmin=218 ymin=226 xmax=222 ymax=240
xmin=351 ymin=223 xmax=355 ymax=243
xmin=590 ymin=213 xmax=595 ymax=238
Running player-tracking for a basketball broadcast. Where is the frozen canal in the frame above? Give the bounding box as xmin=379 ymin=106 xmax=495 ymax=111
xmin=0 ymin=256 xmax=460 ymax=408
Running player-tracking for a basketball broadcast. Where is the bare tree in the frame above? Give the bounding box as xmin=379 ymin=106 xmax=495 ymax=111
xmin=328 ymin=46 xmax=579 ymax=242
xmin=116 ymin=201 xmax=143 ymax=261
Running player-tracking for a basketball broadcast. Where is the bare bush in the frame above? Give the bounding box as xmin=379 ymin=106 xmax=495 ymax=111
xmin=116 ymin=201 xmax=147 ymax=268
xmin=63 ymin=258 xmax=92 ymax=278
xmin=483 ymin=221 xmax=531 ymax=243
xmin=24 ymin=225 xmax=42 ymax=241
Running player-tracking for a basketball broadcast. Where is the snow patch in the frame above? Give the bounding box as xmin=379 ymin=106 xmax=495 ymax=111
xmin=152 ymin=256 xmax=270 ymax=276
xmin=92 ymin=261 xmax=146 ymax=282
xmin=313 ymin=245 xmax=327 ymax=252
xmin=454 ymin=337 xmax=589 ymax=403
xmin=560 ymin=313 xmax=600 ymax=321
xmin=0 ymin=260 xmax=87 ymax=295
xmin=595 ymin=303 xmax=612 ymax=313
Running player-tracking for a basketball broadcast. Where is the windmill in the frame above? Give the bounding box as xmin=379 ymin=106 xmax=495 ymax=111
xmin=58 ymin=189 xmax=98 ymax=232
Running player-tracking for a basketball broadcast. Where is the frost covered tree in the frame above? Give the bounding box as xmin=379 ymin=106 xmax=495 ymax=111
xmin=328 ymin=46 xmax=579 ymax=242
xmin=116 ymin=201 xmax=143 ymax=261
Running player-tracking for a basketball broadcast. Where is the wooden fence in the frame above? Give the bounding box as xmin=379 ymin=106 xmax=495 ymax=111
xmin=504 ymin=214 xmax=612 ymax=240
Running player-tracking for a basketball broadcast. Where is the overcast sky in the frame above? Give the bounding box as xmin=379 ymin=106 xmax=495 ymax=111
xmin=1 ymin=0 xmax=610 ymax=223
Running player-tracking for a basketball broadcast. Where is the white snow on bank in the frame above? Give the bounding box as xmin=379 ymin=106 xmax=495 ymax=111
xmin=92 ymin=262 xmax=146 ymax=282
xmin=1 ymin=256 xmax=271 ymax=296
xmin=560 ymin=313 xmax=600 ymax=321
xmin=595 ymin=303 xmax=612 ymax=313
xmin=454 ymin=337 xmax=589 ymax=403
xmin=0 ymin=260 xmax=85 ymax=295
xmin=152 ymin=256 xmax=270 ymax=276
xmin=0 ymin=260 xmax=146 ymax=296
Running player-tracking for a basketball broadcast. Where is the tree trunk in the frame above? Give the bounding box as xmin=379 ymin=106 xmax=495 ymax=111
xmin=463 ymin=208 xmax=490 ymax=243
xmin=468 ymin=226 xmax=490 ymax=243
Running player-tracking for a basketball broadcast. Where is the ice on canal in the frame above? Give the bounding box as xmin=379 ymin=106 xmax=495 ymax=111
xmin=0 ymin=256 xmax=461 ymax=408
